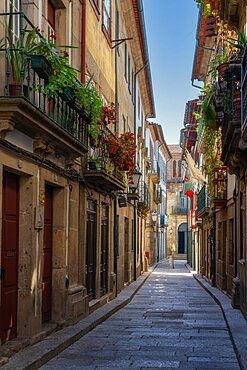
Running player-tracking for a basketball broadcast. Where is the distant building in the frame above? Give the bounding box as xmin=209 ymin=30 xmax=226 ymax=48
xmin=167 ymin=145 xmax=188 ymax=259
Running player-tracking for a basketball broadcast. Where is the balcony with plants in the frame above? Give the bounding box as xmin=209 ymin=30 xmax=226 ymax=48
xmin=153 ymin=184 xmax=162 ymax=204
xmin=0 ymin=9 xmax=103 ymax=159
xmin=84 ymin=123 xmax=136 ymax=192
xmin=137 ymin=181 xmax=151 ymax=214
xmin=149 ymin=159 xmax=160 ymax=184
xmin=197 ymin=184 xmax=211 ymax=217
xmin=213 ymin=166 xmax=227 ymax=208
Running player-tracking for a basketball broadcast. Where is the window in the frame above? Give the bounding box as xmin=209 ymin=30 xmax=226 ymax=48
xmin=131 ymin=69 xmax=134 ymax=100
xmin=124 ymin=43 xmax=127 ymax=80
xmin=122 ymin=115 xmax=126 ymax=133
xmin=228 ymin=219 xmax=234 ymax=265
xmin=138 ymin=94 xmax=140 ymax=119
xmin=128 ymin=54 xmax=131 ymax=90
xmin=178 ymin=160 xmax=182 ymax=177
xmin=47 ymin=0 xmax=55 ymax=40
xmin=90 ymin=0 xmax=100 ymax=19
xmin=8 ymin=0 xmax=20 ymax=44
xmin=102 ymin=0 xmax=111 ymax=38
xmin=173 ymin=160 xmax=176 ymax=177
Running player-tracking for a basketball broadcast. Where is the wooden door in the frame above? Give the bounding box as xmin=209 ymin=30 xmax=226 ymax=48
xmin=124 ymin=218 xmax=129 ymax=283
xmin=100 ymin=205 xmax=109 ymax=297
xmin=42 ymin=185 xmax=53 ymax=323
xmin=86 ymin=200 xmax=97 ymax=301
xmin=1 ymin=172 xmax=19 ymax=343
xmin=178 ymin=231 xmax=185 ymax=254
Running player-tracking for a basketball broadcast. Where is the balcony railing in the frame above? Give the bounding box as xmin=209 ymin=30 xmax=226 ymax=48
xmin=213 ymin=167 xmax=227 ymax=208
xmin=171 ymin=206 xmax=187 ymax=215
xmin=197 ymin=185 xmax=211 ymax=216
xmin=154 ymin=185 xmax=162 ymax=204
xmin=149 ymin=160 xmax=160 ymax=184
xmin=137 ymin=181 xmax=150 ymax=213
xmin=0 ymin=11 xmax=88 ymax=151
xmin=84 ymin=126 xmax=126 ymax=191
xmin=160 ymin=214 xmax=169 ymax=227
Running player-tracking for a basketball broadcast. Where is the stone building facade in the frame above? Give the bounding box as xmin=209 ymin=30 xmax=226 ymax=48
xmin=167 ymin=145 xmax=187 ymax=260
xmin=0 ymin=0 xmax=155 ymax=345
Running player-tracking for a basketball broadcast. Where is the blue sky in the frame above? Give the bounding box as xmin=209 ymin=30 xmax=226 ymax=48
xmin=143 ymin=0 xmax=199 ymax=144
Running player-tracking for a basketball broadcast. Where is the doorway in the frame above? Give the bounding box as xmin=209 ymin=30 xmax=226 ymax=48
xmin=42 ymin=185 xmax=53 ymax=323
xmin=100 ymin=204 xmax=109 ymax=297
xmin=86 ymin=199 xmax=97 ymax=301
xmin=0 ymin=172 xmax=19 ymax=343
xmin=178 ymin=223 xmax=187 ymax=254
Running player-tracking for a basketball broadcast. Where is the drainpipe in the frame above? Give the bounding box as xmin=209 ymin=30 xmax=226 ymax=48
xmin=133 ymin=63 xmax=148 ymax=281
xmin=212 ymin=208 xmax=216 ymax=287
xmin=81 ymin=0 xmax=86 ymax=83
xmin=113 ymin=0 xmax=119 ymax=294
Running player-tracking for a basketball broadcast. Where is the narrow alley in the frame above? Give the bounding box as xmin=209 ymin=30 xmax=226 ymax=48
xmin=40 ymin=261 xmax=240 ymax=370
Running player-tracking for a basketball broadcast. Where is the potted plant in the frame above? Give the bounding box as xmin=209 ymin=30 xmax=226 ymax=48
xmin=2 ymin=12 xmax=38 ymax=96
xmin=88 ymin=155 xmax=104 ymax=170
xmin=114 ymin=132 xmax=136 ymax=173
xmin=100 ymin=102 xmax=116 ymax=125
xmin=108 ymin=135 xmax=119 ymax=156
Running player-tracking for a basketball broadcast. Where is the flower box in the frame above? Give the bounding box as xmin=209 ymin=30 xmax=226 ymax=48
xmin=30 ymin=55 xmax=53 ymax=81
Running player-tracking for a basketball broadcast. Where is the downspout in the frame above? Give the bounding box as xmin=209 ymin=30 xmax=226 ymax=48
xmin=212 ymin=207 xmax=216 ymax=286
xmin=35 ymin=167 xmax=40 ymax=317
xmin=81 ymin=0 xmax=86 ymax=83
xmin=133 ymin=63 xmax=148 ymax=281
xmin=113 ymin=0 xmax=118 ymax=295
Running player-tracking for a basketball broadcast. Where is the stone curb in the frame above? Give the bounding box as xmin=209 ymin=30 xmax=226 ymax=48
xmin=186 ymin=264 xmax=247 ymax=370
xmin=1 ymin=265 xmax=157 ymax=370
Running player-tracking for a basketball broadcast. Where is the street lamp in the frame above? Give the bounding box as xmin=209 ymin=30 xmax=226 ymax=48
xmin=129 ymin=168 xmax=142 ymax=192
xmin=151 ymin=210 xmax=158 ymax=223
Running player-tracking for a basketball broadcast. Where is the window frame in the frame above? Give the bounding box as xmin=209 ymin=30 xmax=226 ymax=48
xmin=102 ymin=0 xmax=112 ymax=44
xmin=90 ymin=0 xmax=100 ymax=20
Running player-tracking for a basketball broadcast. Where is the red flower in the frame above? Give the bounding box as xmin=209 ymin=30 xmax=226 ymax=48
xmin=50 ymin=34 xmax=57 ymax=40
xmin=64 ymin=51 xmax=69 ymax=57
xmin=99 ymin=121 xmax=103 ymax=126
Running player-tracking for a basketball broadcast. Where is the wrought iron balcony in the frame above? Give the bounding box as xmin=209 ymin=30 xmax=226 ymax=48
xmin=213 ymin=167 xmax=227 ymax=208
xmin=171 ymin=206 xmax=187 ymax=215
xmin=221 ymin=63 xmax=241 ymax=165
xmin=197 ymin=185 xmax=211 ymax=217
xmin=149 ymin=160 xmax=160 ymax=184
xmin=154 ymin=185 xmax=162 ymax=204
xmin=0 ymin=10 xmax=89 ymax=159
xmin=137 ymin=181 xmax=151 ymax=213
xmin=160 ymin=214 xmax=169 ymax=227
xmin=83 ymin=126 xmax=126 ymax=192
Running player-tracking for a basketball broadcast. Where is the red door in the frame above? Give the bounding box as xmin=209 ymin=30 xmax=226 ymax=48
xmin=1 ymin=172 xmax=19 ymax=343
xmin=42 ymin=185 xmax=53 ymax=323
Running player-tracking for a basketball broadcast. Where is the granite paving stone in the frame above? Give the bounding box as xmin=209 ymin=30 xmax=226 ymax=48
xmin=40 ymin=260 xmax=240 ymax=369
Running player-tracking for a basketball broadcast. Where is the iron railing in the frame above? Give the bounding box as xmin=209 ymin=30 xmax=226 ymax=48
xmin=171 ymin=206 xmax=187 ymax=215
xmin=197 ymin=185 xmax=211 ymax=215
xmin=138 ymin=181 xmax=151 ymax=210
xmin=0 ymin=10 xmax=88 ymax=146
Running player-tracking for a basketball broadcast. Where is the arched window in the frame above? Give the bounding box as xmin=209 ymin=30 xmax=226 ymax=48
xmin=173 ymin=160 xmax=176 ymax=177
xmin=178 ymin=160 xmax=182 ymax=177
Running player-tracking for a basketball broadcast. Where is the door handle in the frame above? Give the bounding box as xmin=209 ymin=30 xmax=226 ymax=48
xmin=0 ymin=266 xmax=5 ymax=280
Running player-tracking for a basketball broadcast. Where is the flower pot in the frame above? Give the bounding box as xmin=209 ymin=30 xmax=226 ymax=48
xmin=217 ymin=63 xmax=229 ymax=78
xmin=31 ymin=55 xmax=53 ymax=81
xmin=9 ymin=83 xmax=28 ymax=97
xmin=108 ymin=142 xmax=118 ymax=156
xmin=88 ymin=161 xmax=97 ymax=170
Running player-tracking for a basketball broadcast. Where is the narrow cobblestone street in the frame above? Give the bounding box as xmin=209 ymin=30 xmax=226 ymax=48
xmin=40 ymin=261 xmax=240 ymax=370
